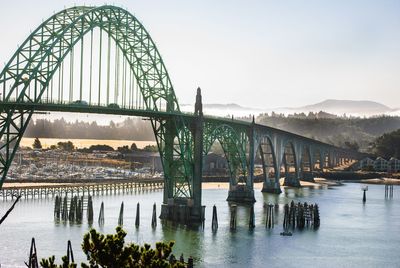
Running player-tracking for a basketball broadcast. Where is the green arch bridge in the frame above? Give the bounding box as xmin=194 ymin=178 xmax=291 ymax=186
xmin=0 ymin=6 xmax=362 ymax=223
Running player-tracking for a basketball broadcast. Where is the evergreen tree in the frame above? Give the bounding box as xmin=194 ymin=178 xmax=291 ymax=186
xmin=32 ymin=138 xmax=42 ymax=149
xmin=40 ymin=227 xmax=186 ymax=267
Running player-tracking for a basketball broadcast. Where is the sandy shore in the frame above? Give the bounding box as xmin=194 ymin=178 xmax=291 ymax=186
xmin=355 ymin=178 xmax=400 ymax=185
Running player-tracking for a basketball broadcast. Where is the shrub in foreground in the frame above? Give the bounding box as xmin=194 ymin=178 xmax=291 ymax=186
xmin=40 ymin=227 xmax=185 ymax=267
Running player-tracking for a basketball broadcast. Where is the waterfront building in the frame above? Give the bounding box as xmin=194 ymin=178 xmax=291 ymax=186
xmin=388 ymin=157 xmax=400 ymax=173
xmin=358 ymin=157 xmax=374 ymax=170
xmin=373 ymin=157 xmax=388 ymax=172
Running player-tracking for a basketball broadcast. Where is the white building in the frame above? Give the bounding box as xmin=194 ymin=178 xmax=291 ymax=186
xmin=388 ymin=157 xmax=400 ymax=173
xmin=373 ymin=157 xmax=388 ymax=172
xmin=359 ymin=157 xmax=374 ymax=170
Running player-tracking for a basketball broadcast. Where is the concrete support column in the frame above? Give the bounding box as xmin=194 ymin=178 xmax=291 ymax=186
xmin=262 ymin=136 xmax=282 ymax=194
xmin=283 ymin=143 xmax=301 ymax=187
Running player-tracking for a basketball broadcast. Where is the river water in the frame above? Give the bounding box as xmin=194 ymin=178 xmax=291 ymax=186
xmin=0 ymin=183 xmax=399 ymax=267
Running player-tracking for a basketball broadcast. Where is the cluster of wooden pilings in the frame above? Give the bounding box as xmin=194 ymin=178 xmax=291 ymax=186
xmin=54 ymin=195 xmax=91 ymax=224
xmin=282 ymin=201 xmax=320 ymax=234
xmin=54 ymin=197 xmax=159 ymax=229
xmin=1 ymin=180 xmax=163 ymax=200
xmin=385 ymin=185 xmax=394 ymax=198
xmin=211 ymin=201 xmax=320 ymax=234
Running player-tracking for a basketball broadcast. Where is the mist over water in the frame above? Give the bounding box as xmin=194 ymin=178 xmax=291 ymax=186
xmin=0 ymin=183 xmax=399 ymax=267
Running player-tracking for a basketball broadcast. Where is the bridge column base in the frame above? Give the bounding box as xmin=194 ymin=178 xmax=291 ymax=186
xmin=302 ymin=172 xmax=315 ymax=182
xmin=261 ymin=181 xmax=282 ymax=194
xmin=159 ymin=198 xmax=205 ymax=225
xmin=282 ymin=176 xmax=301 ymax=187
xmin=227 ymin=185 xmax=256 ymax=203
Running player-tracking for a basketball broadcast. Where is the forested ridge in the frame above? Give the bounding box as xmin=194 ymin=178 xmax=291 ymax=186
xmin=25 ymin=114 xmax=400 ymax=153
xmin=254 ymin=113 xmax=400 ymax=152
xmin=26 ymin=117 xmax=154 ymax=141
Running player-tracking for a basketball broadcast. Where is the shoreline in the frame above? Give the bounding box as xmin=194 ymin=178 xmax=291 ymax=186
xmin=4 ymin=177 xmax=397 ymax=191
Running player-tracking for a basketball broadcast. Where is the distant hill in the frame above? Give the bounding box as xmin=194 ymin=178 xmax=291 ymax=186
xmin=181 ymin=99 xmax=397 ymax=117
xmin=293 ymin=99 xmax=394 ymax=116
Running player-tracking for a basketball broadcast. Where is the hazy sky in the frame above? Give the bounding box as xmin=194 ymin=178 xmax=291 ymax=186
xmin=0 ymin=0 xmax=399 ymax=108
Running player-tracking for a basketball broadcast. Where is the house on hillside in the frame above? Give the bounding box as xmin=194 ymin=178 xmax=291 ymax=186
xmin=373 ymin=157 xmax=388 ymax=172
xmin=388 ymin=157 xmax=400 ymax=173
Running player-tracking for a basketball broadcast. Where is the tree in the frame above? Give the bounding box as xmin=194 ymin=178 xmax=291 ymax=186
xmin=344 ymin=141 xmax=359 ymax=152
xmin=57 ymin=141 xmax=75 ymax=151
xmin=40 ymin=227 xmax=186 ymax=267
xmin=373 ymin=129 xmax=400 ymax=158
xmin=89 ymin=144 xmax=114 ymax=152
xmin=143 ymin=145 xmax=158 ymax=152
xmin=32 ymin=138 xmax=42 ymax=149
xmin=130 ymin=142 xmax=138 ymax=151
xmin=117 ymin=145 xmax=130 ymax=153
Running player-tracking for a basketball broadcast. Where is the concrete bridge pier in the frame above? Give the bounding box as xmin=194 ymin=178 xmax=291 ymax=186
xmin=282 ymin=173 xmax=301 ymax=187
xmin=227 ymin=184 xmax=256 ymax=203
xmin=262 ymin=169 xmax=282 ymax=194
xmin=261 ymin=179 xmax=282 ymax=194
xmin=160 ymin=198 xmax=205 ymax=224
xmin=302 ymin=171 xmax=315 ymax=182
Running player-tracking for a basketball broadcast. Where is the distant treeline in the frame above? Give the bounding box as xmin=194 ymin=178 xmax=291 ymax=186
xmin=25 ymin=113 xmax=400 ymax=153
xmin=252 ymin=113 xmax=400 ymax=152
xmin=25 ymin=117 xmax=155 ymax=141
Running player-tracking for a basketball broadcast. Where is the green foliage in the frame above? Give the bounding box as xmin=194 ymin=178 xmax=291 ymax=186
xmin=343 ymin=141 xmax=359 ymax=152
xmin=130 ymin=143 xmax=138 ymax=151
xmin=25 ymin=117 xmax=154 ymax=141
xmin=117 ymin=145 xmax=131 ymax=153
xmin=143 ymin=145 xmax=158 ymax=152
xmin=255 ymin=114 xmax=400 ymax=152
xmin=88 ymin=144 xmax=114 ymax=152
xmin=40 ymin=227 xmax=185 ymax=268
xmin=373 ymin=129 xmax=400 ymax=158
xmin=33 ymin=137 xmax=42 ymax=149
xmin=57 ymin=141 xmax=75 ymax=151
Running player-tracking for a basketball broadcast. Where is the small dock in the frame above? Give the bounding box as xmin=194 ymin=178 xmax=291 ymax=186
xmin=0 ymin=179 xmax=164 ymax=200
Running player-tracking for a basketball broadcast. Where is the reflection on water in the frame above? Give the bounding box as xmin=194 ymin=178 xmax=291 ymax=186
xmin=0 ymin=183 xmax=399 ymax=267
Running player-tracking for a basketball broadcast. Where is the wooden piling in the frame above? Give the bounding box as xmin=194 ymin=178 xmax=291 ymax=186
xmin=283 ymin=204 xmax=289 ymax=231
xmin=289 ymin=201 xmax=296 ymax=229
xmin=62 ymin=195 xmax=68 ymax=221
xmin=67 ymin=240 xmax=74 ymax=263
xmin=98 ymin=202 xmax=104 ymax=226
xmin=87 ymin=195 xmax=93 ymax=225
xmin=230 ymin=205 xmax=237 ymax=231
xmin=77 ymin=198 xmax=83 ymax=223
xmin=135 ymin=202 xmax=140 ymax=228
xmin=211 ymin=205 xmax=218 ymax=232
xmin=151 ymin=203 xmax=157 ymax=228
xmin=249 ymin=205 xmax=255 ymax=229
xmin=28 ymin=237 xmax=39 ymax=268
xmin=266 ymin=203 xmax=274 ymax=229
xmin=313 ymin=204 xmax=320 ymax=229
xmin=118 ymin=201 xmax=124 ymax=226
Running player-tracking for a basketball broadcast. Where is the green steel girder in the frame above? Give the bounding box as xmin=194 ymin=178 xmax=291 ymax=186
xmin=0 ymin=5 xmax=194 ymax=198
xmin=203 ymin=122 xmax=249 ymax=186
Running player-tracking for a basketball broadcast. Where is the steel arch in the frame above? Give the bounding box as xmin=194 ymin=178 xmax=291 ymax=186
xmin=0 ymin=6 xmax=193 ymax=198
xmin=203 ymin=123 xmax=248 ymax=186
